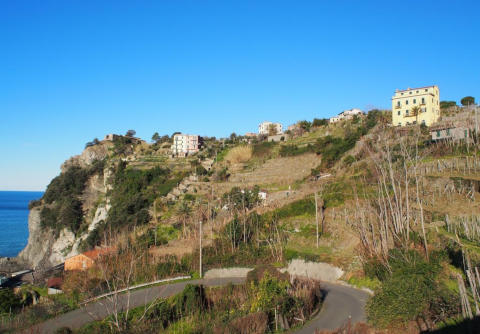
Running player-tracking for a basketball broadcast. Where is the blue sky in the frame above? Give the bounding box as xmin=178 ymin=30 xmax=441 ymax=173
xmin=1 ymin=0 xmax=479 ymax=191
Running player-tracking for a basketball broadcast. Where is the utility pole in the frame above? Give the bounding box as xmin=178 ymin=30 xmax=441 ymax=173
xmin=199 ymin=220 xmax=203 ymax=278
xmin=315 ymin=192 xmax=319 ymax=248
xmin=475 ymin=104 xmax=478 ymax=143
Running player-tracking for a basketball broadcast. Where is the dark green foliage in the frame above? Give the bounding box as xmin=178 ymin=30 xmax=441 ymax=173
xmin=107 ymin=163 xmax=182 ymax=230
xmin=222 ymin=185 xmax=260 ymax=210
xmin=298 ymin=120 xmax=312 ymax=132
xmin=312 ymin=118 xmax=329 ymax=127
xmin=28 ymin=199 xmax=42 ymax=209
xmin=112 ymin=136 xmax=136 ymax=156
xmin=311 ymin=111 xmax=379 ymax=172
xmin=125 ymin=129 xmax=136 ymax=137
xmin=172 ymin=284 xmax=207 ymax=315
xmin=440 ymin=101 xmax=457 ymax=109
xmin=156 ymin=255 xmax=192 ymax=278
xmin=40 ymin=163 xmax=105 ymax=235
xmin=275 ymin=197 xmax=315 ymax=218
xmin=252 ymin=141 xmax=276 ymax=158
xmin=55 ymin=327 xmax=73 ymax=334
xmin=43 ymin=166 xmax=90 ymax=204
xmin=367 ymin=250 xmax=458 ymax=328
xmin=461 ymin=96 xmax=475 ymax=106
xmin=0 ymin=288 xmax=21 ymax=314
xmin=279 ymin=144 xmax=315 ymax=157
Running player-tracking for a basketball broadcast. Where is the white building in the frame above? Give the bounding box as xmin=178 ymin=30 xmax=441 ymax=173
xmin=329 ymin=108 xmax=363 ymax=123
xmin=258 ymin=121 xmax=283 ymax=135
xmin=171 ymin=134 xmax=201 ymax=157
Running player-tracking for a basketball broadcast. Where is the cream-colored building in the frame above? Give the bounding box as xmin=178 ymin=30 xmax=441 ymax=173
xmin=392 ymin=86 xmax=440 ymax=126
xmin=329 ymin=108 xmax=363 ymax=123
xmin=171 ymin=134 xmax=201 ymax=157
xmin=258 ymin=121 xmax=283 ymax=135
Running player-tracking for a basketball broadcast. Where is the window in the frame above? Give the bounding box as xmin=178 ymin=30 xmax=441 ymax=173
xmin=406 ymin=109 xmax=409 ymax=115
xmin=401 ymin=93 xmax=404 ymax=96
xmin=416 ymin=90 xmax=419 ymax=93
xmin=397 ymin=101 xmax=401 ymax=107
xmin=397 ymin=110 xmax=401 ymax=115
xmin=425 ymin=89 xmax=428 ymax=92
xmin=422 ymin=107 xmax=426 ymax=113
xmin=446 ymin=129 xmax=450 ymax=136
xmin=398 ymin=122 xmax=401 ymax=126
xmin=413 ymin=121 xmax=417 ymax=124
xmin=407 ymin=122 xmax=410 ymax=125
xmin=406 ymin=100 xmax=409 ymax=105
xmin=409 ymin=91 xmax=412 ymax=94
xmin=413 ymin=99 xmax=416 ymax=104
xmin=422 ymin=120 xmax=426 ymax=125
xmin=436 ymin=131 xmax=441 ymax=137
xmin=421 ymin=97 xmax=425 ymax=104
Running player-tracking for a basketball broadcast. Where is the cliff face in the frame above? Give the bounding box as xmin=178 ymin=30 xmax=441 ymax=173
xmin=17 ymin=142 xmax=113 ymax=269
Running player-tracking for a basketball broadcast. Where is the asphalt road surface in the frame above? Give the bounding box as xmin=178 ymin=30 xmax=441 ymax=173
xmin=291 ymin=281 xmax=370 ymax=333
xmin=29 ymin=278 xmax=369 ymax=334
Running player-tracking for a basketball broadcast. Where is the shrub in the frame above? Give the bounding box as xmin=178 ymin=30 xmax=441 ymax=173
xmin=366 ymin=250 xmax=457 ymax=328
xmin=312 ymin=118 xmax=328 ymax=127
xmin=343 ymin=155 xmax=355 ymax=166
xmin=0 ymin=288 xmax=21 ymax=314
xmin=40 ymin=163 xmax=106 ymax=235
xmin=279 ymin=144 xmax=315 ymax=157
xmin=252 ymin=142 xmax=276 ymax=158
xmin=106 ymin=163 xmax=182 ymax=230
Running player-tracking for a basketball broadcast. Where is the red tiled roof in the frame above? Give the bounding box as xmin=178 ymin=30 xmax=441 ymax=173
xmin=47 ymin=277 xmax=63 ymax=288
xmin=82 ymin=247 xmax=116 ymax=260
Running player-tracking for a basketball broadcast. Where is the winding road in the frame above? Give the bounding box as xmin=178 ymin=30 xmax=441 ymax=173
xmin=29 ymin=277 xmax=369 ymax=334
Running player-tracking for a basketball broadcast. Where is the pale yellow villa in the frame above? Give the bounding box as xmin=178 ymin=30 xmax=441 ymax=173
xmin=392 ymin=85 xmax=440 ymax=126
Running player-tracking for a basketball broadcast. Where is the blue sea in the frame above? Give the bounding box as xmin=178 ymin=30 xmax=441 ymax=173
xmin=0 ymin=191 xmax=43 ymax=258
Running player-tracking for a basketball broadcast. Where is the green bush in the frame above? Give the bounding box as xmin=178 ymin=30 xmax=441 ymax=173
xmin=106 ymin=163 xmax=182 ymax=230
xmin=40 ymin=162 xmax=106 ymax=235
xmin=279 ymin=144 xmax=315 ymax=157
xmin=367 ymin=250 xmax=457 ymax=328
xmin=252 ymin=141 xmax=276 ymax=158
xmin=0 ymin=288 xmax=21 ymax=314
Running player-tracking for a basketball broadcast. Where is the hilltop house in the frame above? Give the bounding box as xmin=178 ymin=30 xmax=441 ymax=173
xmin=64 ymin=247 xmax=116 ymax=271
xmin=258 ymin=121 xmax=283 ymax=135
xmin=430 ymin=123 xmax=472 ymax=143
xmin=329 ymin=108 xmax=363 ymax=123
xmin=392 ymin=85 xmax=440 ymax=126
xmin=171 ymin=134 xmax=202 ymax=157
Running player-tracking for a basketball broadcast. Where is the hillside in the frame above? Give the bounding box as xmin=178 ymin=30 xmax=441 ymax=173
xmin=3 ymin=109 xmax=480 ymax=333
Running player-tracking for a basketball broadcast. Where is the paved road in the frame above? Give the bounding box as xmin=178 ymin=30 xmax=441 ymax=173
xmin=29 ymin=278 xmax=369 ymax=334
xmin=291 ymin=282 xmax=370 ymax=333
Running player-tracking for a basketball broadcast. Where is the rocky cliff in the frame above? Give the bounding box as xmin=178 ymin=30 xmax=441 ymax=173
xmin=14 ymin=142 xmax=114 ymax=269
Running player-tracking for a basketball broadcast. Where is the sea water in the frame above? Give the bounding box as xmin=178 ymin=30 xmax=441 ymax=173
xmin=0 ymin=191 xmax=43 ymax=257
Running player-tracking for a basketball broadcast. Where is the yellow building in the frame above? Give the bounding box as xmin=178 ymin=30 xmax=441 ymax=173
xmin=392 ymin=85 xmax=440 ymax=126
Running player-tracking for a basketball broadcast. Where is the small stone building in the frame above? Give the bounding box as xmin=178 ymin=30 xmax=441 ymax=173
xmin=64 ymin=247 xmax=115 ymax=271
xmin=430 ymin=123 xmax=472 ymax=143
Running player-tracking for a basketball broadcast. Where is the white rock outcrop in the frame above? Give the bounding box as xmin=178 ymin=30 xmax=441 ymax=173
xmin=283 ymin=259 xmax=344 ymax=282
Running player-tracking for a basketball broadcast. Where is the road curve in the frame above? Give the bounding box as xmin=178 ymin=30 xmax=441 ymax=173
xmin=291 ymin=282 xmax=370 ymax=333
xmin=29 ymin=278 xmax=369 ymax=334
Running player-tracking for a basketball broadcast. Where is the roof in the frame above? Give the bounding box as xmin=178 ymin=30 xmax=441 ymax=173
xmin=430 ymin=121 xmax=471 ymax=131
xmin=47 ymin=277 xmax=63 ymax=288
xmin=396 ymin=85 xmax=437 ymax=93
xmin=67 ymin=247 xmax=116 ymax=261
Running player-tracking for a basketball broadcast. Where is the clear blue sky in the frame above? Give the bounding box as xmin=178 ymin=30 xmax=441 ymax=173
xmin=1 ymin=1 xmax=479 ymax=191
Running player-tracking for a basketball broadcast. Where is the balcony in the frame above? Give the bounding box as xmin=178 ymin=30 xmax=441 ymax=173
xmin=395 ymin=105 xmax=401 ymax=109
